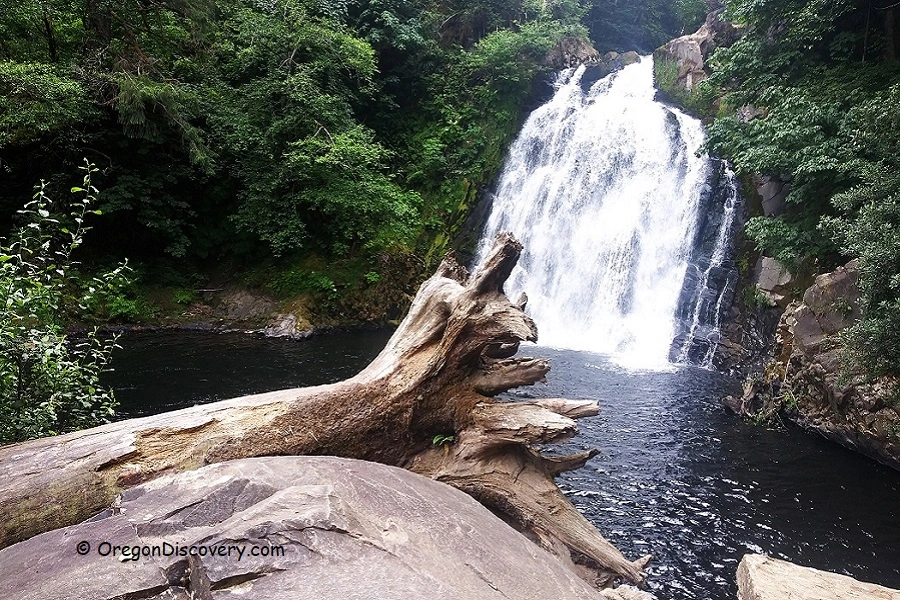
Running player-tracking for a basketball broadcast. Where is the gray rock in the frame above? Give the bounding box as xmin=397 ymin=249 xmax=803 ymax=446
xmin=755 ymin=175 xmax=789 ymax=216
xmin=263 ymin=312 xmax=298 ymax=337
xmin=218 ymin=288 xmax=276 ymax=322
xmin=735 ymin=259 xmax=900 ymax=470
xmin=654 ymin=9 xmax=739 ymax=93
xmin=620 ymin=51 xmax=641 ymax=65
xmin=792 ymin=259 xmax=860 ymax=356
xmin=545 ymin=36 xmax=601 ymax=68
xmin=0 ymin=456 xmax=617 ymax=600
xmin=754 ymin=256 xmax=793 ymax=307
xmin=737 ymin=554 xmax=900 ymax=599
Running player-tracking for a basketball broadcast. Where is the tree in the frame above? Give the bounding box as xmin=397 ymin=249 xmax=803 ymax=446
xmin=705 ymin=0 xmax=900 ymax=377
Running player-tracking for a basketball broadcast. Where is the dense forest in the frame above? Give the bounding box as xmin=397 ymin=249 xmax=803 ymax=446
xmin=703 ymin=0 xmax=900 ymax=378
xmin=1 ymin=0 xmax=704 ymax=302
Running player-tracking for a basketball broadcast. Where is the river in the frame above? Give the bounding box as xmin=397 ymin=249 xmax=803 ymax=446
xmin=104 ymin=330 xmax=900 ymax=599
xmin=104 ymin=55 xmax=900 ymax=600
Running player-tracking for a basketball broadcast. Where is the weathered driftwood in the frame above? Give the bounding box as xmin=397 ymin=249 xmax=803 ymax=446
xmin=0 ymin=232 xmax=649 ymax=587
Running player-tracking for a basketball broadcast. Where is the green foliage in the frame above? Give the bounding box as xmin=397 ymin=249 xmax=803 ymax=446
xmin=431 ymin=433 xmax=456 ymax=446
xmin=782 ymin=388 xmax=799 ymax=411
xmin=0 ymin=163 xmax=126 ymax=444
xmin=586 ymin=0 xmax=706 ymax=51
xmin=654 ymin=56 xmax=717 ymax=119
xmin=0 ymin=0 xmax=700 ymax=325
xmin=706 ymin=0 xmax=900 ymax=377
xmin=0 ymin=62 xmax=94 ymax=146
xmin=269 ymin=268 xmax=337 ymax=299
xmin=234 ymin=126 xmax=421 ymax=256
xmin=826 ymin=192 xmax=900 ymax=378
xmin=172 ymin=289 xmax=196 ymax=305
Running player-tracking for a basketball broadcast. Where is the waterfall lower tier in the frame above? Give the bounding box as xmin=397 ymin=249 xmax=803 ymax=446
xmin=670 ymin=163 xmax=742 ymax=368
xmin=474 ymin=58 xmax=740 ymax=369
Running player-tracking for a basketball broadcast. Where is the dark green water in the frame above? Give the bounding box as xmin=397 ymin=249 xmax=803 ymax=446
xmin=104 ymin=331 xmax=900 ymax=599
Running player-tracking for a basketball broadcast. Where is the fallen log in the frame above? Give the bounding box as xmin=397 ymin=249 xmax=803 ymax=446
xmin=0 ymin=232 xmax=649 ymax=587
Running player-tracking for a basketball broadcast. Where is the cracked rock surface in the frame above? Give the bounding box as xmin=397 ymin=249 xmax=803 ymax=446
xmin=0 ymin=456 xmax=614 ymax=600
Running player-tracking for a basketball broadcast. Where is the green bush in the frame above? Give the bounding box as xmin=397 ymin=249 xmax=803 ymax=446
xmin=269 ymin=268 xmax=337 ymax=299
xmin=705 ymin=0 xmax=900 ymax=378
xmin=0 ymin=162 xmax=127 ymax=445
xmin=172 ymin=289 xmax=196 ymax=305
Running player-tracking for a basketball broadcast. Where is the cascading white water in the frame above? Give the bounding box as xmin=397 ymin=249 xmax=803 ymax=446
xmin=474 ymin=58 xmax=732 ymax=368
xmin=672 ymin=165 xmax=740 ymax=368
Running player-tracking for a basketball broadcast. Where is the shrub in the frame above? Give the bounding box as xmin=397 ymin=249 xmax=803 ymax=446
xmin=0 ymin=162 xmax=127 ymax=445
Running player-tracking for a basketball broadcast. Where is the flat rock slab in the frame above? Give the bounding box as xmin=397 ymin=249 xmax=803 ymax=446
xmin=0 ymin=456 xmax=611 ymax=600
xmin=738 ymin=554 xmax=900 ymax=600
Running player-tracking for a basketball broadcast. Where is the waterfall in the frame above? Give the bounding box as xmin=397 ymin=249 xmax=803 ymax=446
xmin=473 ymin=58 xmax=740 ymax=369
xmin=670 ymin=164 xmax=742 ymax=368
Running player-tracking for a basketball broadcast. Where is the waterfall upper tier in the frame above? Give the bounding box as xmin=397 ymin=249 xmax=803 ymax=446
xmin=474 ymin=58 xmax=740 ymax=369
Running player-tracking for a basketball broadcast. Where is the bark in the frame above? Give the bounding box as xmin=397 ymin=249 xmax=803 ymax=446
xmin=41 ymin=5 xmax=58 ymax=63
xmin=0 ymin=232 xmax=649 ymax=588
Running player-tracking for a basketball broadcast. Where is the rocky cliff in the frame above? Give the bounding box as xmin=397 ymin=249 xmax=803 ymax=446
xmin=724 ymin=260 xmax=900 ymax=470
xmin=654 ymin=9 xmax=739 ymax=93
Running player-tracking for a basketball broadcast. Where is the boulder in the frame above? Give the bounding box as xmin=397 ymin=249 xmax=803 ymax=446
xmin=620 ymin=51 xmax=641 ymax=66
xmin=737 ymin=554 xmax=900 ymax=600
xmin=654 ymin=9 xmax=740 ymax=92
xmin=754 ymin=175 xmax=789 ymax=216
xmin=754 ymin=256 xmax=794 ymax=307
xmin=601 ymin=51 xmax=642 ymax=72
xmin=0 ymin=456 xmax=637 ymax=600
xmin=730 ymin=259 xmax=900 ymax=471
xmin=218 ymin=288 xmax=277 ymax=323
xmin=792 ymin=259 xmax=860 ymax=356
xmin=545 ymin=36 xmax=601 ymax=69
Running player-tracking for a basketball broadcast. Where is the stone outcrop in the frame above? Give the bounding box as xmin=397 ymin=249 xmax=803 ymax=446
xmin=737 ymin=554 xmax=900 ymax=600
xmin=753 ymin=256 xmax=794 ymax=307
xmin=724 ymin=260 xmax=900 ymax=470
xmin=654 ymin=9 xmax=740 ymax=92
xmin=545 ymin=36 xmax=601 ymax=69
xmin=0 ymin=456 xmax=652 ymax=600
xmin=753 ymin=175 xmax=789 ymax=217
xmin=714 ymin=302 xmax=781 ymax=376
xmin=599 ymin=50 xmax=641 ymax=71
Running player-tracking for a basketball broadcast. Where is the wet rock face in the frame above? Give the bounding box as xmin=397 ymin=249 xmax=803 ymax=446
xmin=725 ymin=260 xmax=900 ymax=470
xmin=0 ymin=457 xmax=613 ymax=600
xmin=737 ymin=554 xmax=900 ymax=600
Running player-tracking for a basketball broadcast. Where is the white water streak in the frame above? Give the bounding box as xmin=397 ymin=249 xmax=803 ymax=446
xmin=676 ymin=165 xmax=739 ymax=368
xmin=475 ymin=58 xmax=712 ymax=368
